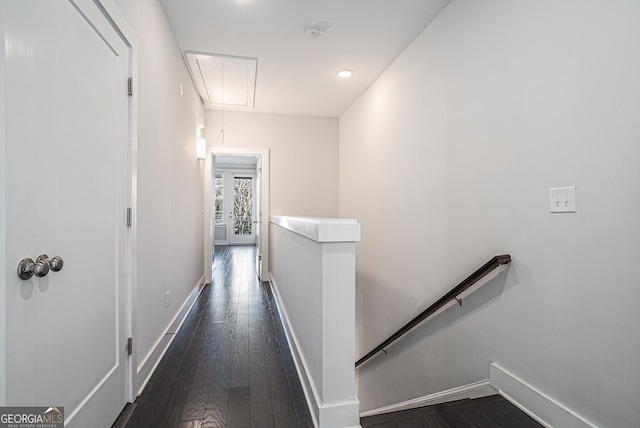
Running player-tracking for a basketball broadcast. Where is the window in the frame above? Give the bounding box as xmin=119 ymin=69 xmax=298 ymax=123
xmin=214 ymin=172 xmax=224 ymax=224
xmin=233 ymin=176 xmax=253 ymax=235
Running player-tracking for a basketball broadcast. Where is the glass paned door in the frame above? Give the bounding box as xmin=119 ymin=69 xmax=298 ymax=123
xmin=212 ymin=171 xmax=228 ymax=245
xmin=230 ymin=174 xmax=256 ymax=244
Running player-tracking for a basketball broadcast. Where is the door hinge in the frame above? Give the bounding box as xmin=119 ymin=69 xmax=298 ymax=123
xmin=128 ymin=77 xmax=133 ymax=96
xmin=126 ymin=337 xmax=133 ymax=356
xmin=127 ymin=207 xmax=132 ymax=227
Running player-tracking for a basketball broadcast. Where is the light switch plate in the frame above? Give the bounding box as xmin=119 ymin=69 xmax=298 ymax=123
xmin=550 ymin=186 xmax=576 ymax=213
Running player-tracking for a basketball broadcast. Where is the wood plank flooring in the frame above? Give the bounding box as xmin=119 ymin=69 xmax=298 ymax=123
xmin=360 ymin=395 xmax=544 ymax=428
xmin=124 ymin=245 xmax=313 ymax=428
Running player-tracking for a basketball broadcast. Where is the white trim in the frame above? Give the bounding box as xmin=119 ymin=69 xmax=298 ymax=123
xmin=359 ymin=380 xmax=496 ymax=417
xmin=271 ymin=215 xmax=361 ymax=243
xmin=0 ymin=0 xmax=7 ymax=405
xmin=269 ymin=275 xmax=319 ymax=426
xmin=136 ymin=276 xmax=206 ymax=395
xmin=490 ymin=363 xmax=599 ymax=428
xmin=66 ymin=364 xmax=120 ymax=424
xmin=92 ymin=0 xmax=140 ymax=403
xmin=269 ymin=275 xmax=361 ymax=428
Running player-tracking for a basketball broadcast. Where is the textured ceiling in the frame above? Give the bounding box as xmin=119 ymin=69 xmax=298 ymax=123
xmin=159 ymin=0 xmax=450 ymax=117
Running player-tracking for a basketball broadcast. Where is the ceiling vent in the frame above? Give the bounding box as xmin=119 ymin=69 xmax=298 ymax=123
xmin=186 ymin=52 xmax=258 ymax=110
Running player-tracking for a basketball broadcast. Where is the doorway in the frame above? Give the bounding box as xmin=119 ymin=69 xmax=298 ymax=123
xmin=212 ymin=157 xmax=258 ymax=246
xmin=204 ymin=147 xmax=270 ymax=283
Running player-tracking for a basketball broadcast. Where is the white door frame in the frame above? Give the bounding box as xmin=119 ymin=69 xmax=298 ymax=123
xmin=0 ymin=0 xmax=139 ymax=408
xmin=96 ymin=0 xmax=139 ymax=404
xmin=0 ymin=0 xmax=7 ymax=404
xmin=204 ymin=147 xmax=270 ymax=283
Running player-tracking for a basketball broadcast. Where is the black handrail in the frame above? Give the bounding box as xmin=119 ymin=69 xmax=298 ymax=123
xmin=355 ymin=254 xmax=511 ymax=368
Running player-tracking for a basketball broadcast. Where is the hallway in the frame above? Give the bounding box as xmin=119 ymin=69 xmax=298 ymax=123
xmin=123 ymin=245 xmax=313 ymax=427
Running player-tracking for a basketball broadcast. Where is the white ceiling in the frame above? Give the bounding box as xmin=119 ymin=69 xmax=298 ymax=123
xmin=159 ymin=0 xmax=450 ymax=118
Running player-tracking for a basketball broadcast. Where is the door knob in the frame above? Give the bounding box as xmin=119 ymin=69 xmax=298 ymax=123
xmin=16 ymin=254 xmax=63 ymax=280
xmin=37 ymin=254 xmax=64 ymax=272
xmin=17 ymin=257 xmax=49 ymax=279
xmin=17 ymin=258 xmax=36 ymax=280
xmin=34 ymin=254 xmax=50 ymax=277
xmin=50 ymin=256 xmax=64 ymax=272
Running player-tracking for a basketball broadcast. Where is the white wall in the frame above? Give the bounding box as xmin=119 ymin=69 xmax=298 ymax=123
xmin=113 ymin=0 xmax=205 ymax=385
xmin=205 ymin=111 xmax=339 ymax=218
xmin=339 ymin=1 xmax=640 ymax=427
xmin=269 ymin=216 xmax=360 ymax=427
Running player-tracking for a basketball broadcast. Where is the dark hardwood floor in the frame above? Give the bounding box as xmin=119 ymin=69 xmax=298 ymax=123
xmin=360 ymin=395 xmax=544 ymax=428
xmin=119 ymin=245 xmax=543 ymax=428
xmin=123 ymin=245 xmax=313 ymax=428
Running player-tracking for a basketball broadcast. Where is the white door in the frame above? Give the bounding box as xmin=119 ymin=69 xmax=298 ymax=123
xmin=3 ymin=0 xmax=130 ymax=426
xmin=229 ymin=173 xmax=257 ymax=245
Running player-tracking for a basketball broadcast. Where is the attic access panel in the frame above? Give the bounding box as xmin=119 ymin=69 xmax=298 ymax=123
xmin=186 ymin=52 xmax=257 ymax=110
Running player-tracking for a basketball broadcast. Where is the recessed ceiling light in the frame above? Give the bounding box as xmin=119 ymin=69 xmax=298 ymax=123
xmin=337 ymin=69 xmax=353 ymax=78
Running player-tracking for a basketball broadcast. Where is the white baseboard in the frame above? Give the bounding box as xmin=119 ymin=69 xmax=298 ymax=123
xmin=359 ymin=379 xmax=496 ymax=418
xmin=269 ymin=274 xmax=361 ymax=428
xmin=490 ymin=363 xmax=599 ymax=428
xmin=268 ymin=274 xmax=321 ymax=426
xmin=136 ymin=275 xmax=206 ymax=395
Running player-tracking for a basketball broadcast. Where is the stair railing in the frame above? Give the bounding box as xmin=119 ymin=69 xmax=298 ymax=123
xmin=355 ymin=255 xmax=511 ymax=368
